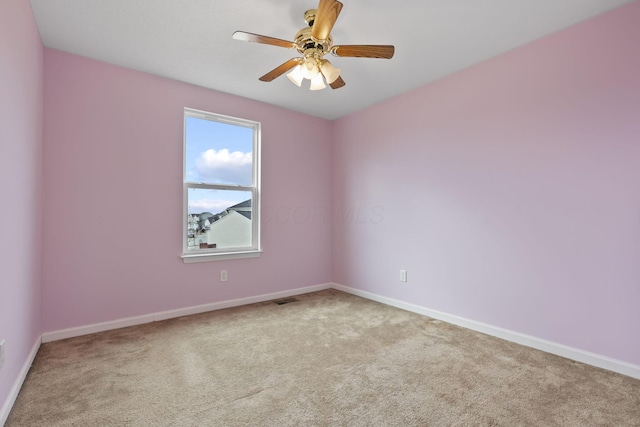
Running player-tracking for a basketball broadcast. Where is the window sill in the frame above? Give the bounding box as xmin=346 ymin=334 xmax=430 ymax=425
xmin=181 ymin=250 xmax=262 ymax=263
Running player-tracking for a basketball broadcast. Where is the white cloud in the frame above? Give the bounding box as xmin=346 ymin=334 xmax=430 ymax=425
xmin=195 ymin=149 xmax=252 ymax=185
xmin=188 ymin=198 xmax=234 ymax=215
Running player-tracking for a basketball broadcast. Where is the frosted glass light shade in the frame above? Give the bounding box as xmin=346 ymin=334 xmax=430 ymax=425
xmin=309 ymin=73 xmax=326 ymax=91
xmin=320 ymin=61 xmax=341 ymax=84
xmin=286 ymin=65 xmax=304 ymax=87
xmin=301 ymin=58 xmax=320 ymax=79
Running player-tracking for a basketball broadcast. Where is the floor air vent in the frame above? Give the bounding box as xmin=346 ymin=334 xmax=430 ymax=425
xmin=273 ymin=297 xmax=298 ymax=305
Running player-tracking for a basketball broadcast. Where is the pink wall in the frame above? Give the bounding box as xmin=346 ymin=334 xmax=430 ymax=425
xmin=42 ymin=50 xmax=333 ymax=332
xmin=332 ymin=1 xmax=640 ymax=366
xmin=0 ymin=0 xmax=44 ymax=414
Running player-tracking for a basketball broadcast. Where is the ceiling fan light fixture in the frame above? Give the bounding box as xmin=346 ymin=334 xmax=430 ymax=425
xmin=301 ymin=57 xmax=320 ymax=79
xmin=309 ymin=73 xmax=327 ymax=91
xmin=286 ymin=65 xmax=304 ymax=87
xmin=320 ymin=60 xmax=340 ymax=84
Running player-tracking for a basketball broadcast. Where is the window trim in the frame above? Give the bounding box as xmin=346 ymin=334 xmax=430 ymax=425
xmin=181 ymin=108 xmax=261 ymax=263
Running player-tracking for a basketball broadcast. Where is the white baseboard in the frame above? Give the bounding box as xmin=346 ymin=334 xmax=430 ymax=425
xmin=37 ymin=281 xmax=640 ymax=380
xmin=4 ymin=282 xmax=638 ymax=425
xmin=0 ymin=337 xmax=41 ymax=426
xmin=331 ymin=283 xmax=640 ymax=380
xmin=41 ymin=283 xmax=332 ymax=343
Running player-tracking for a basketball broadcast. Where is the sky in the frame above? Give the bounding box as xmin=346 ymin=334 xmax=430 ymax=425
xmin=185 ymin=115 xmax=254 ymax=215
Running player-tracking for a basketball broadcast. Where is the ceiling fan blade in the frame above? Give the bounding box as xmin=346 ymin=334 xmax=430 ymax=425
xmin=259 ymin=58 xmax=303 ymax=82
xmin=311 ymin=0 xmax=343 ymax=41
xmin=332 ymin=45 xmax=395 ymax=59
xmin=330 ymin=76 xmax=346 ymax=89
xmin=232 ymin=31 xmax=296 ymax=49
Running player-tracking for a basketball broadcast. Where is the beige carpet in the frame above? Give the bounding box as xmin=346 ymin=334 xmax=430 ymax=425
xmin=6 ymin=289 xmax=640 ymax=426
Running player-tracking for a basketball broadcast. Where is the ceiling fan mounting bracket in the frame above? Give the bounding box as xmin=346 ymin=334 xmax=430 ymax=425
xmin=304 ymin=9 xmax=317 ymax=27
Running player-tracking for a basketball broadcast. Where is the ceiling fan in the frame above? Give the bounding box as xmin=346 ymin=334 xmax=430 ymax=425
xmin=232 ymin=0 xmax=394 ymax=90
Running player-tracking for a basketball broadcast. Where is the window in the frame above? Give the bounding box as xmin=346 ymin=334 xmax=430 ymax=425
xmin=182 ymin=108 xmax=261 ymax=262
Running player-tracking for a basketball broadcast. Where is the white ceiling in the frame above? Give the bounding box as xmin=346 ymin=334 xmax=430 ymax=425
xmin=29 ymin=0 xmax=633 ymax=120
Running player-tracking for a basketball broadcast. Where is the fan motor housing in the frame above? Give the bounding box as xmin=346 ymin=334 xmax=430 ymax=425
xmin=294 ymin=27 xmax=332 ymax=57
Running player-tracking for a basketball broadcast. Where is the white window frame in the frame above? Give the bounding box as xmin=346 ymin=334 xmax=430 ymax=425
xmin=181 ymin=108 xmax=261 ymax=263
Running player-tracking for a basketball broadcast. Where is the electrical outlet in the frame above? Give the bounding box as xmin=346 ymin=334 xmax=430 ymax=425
xmin=0 ymin=340 xmax=5 ymax=369
xmin=400 ymin=270 xmax=407 ymax=282
xmin=220 ymin=270 xmax=228 ymax=282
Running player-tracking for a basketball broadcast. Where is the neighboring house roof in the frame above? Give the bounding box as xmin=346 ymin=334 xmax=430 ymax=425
xmin=236 ymin=211 xmax=251 ymax=220
xmin=209 ymin=209 xmax=249 ymax=226
xmin=229 ymin=199 xmax=251 ymax=209
xmin=213 ymin=199 xmax=252 ymax=223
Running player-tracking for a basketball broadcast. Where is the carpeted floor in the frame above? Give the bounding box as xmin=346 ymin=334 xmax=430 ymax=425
xmin=6 ymin=289 xmax=640 ymax=426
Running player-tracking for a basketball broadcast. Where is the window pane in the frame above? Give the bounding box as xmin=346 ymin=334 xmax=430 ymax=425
xmin=187 ymin=188 xmax=252 ymax=250
xmin=185 ymin=116 xmax=253 ymax=186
